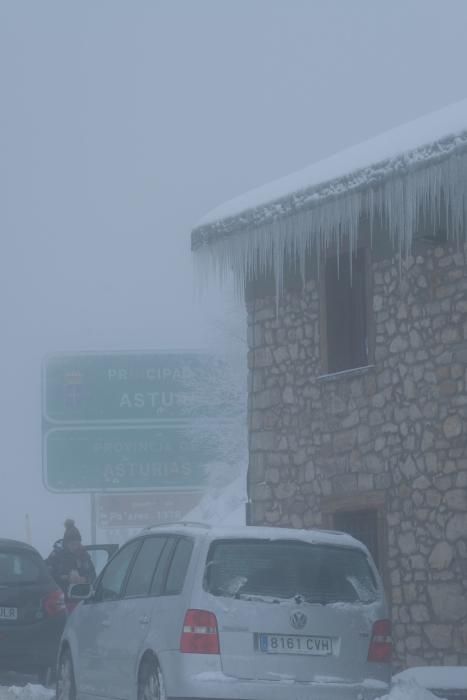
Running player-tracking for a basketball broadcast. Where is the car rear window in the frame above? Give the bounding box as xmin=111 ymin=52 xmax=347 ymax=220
xmin=0 ymin=550 xmax=47 ymax=585
xmin=205 ymin=539 xmax=377 ymax=604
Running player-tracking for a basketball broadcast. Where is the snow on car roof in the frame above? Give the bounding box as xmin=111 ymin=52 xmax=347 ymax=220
xmin=191 ymin=98 xmax=467 ymax=295
xmin=0 ymin=538 xmax=38 ymax=552
xmin=205 ymin=525 xmax=367 ymax=549
xmin=141 ymin=522 xmax=367 ymax=550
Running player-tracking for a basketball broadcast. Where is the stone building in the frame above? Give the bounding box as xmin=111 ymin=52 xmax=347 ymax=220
xmin=192 ymin=100 xmax=467 ymax=669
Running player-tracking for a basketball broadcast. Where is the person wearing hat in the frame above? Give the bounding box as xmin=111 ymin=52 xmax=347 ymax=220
xmin=46 ymin=519 xmax=96 ymax=595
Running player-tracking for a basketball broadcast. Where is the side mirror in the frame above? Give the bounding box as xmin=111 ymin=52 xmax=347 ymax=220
xmin=68 ymin=582 xmax=93 ymax=601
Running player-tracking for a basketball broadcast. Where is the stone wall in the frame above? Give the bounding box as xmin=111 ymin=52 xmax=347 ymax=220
xmin=246 ymin=240 xmax=467 ymax=669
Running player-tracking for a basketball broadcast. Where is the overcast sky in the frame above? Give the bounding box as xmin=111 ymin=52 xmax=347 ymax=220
xmin=2 ymin=0 xmax=467 ymax=553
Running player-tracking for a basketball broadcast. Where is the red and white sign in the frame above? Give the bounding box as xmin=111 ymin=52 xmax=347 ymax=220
xmin=97 ymin=491 xmax=203 ymax=529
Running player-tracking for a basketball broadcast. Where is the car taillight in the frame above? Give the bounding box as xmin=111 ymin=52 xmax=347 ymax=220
xmin=180 ymin=609 xmax=220 ymax=654
xmin=43 ymin=589 xmax=66 ymax=617
xmin=368 ymin=619 xmax=392 ymax=663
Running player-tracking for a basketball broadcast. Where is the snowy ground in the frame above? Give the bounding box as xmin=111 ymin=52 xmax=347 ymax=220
xmin=394 ymin=666 xmax=467 ymax=688
xmin=0 ymin=678 xmax=452 ymax=700
xmin=381 ymin=680 xmax=446 ymax=700
xmin=0 ymin=685 xmax=53 ymax=700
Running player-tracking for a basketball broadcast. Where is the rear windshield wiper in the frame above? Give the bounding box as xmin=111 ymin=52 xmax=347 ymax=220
xmin=236 ymin=591 xmax=339 ymax=605
xmin=300 ymin=594 xmax=370 ymax=605
xmin=284 ymin=593 xmax=333 ymax=605
xmin=233 ymin=592 xmax=282 ymax=604
xmin=209 ymin=588 xmax=281 ymax=604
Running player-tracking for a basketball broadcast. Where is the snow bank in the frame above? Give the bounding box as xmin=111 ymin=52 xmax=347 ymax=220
xmin=184 ymin=474 xmax=247 ymax=526
xmin=379 ymin=679 xmax=446 ymax=700
xmin=0 ymin=686 xmax=54 ymax=700
xmin=393 ymin=666 xmax=467 ymax=690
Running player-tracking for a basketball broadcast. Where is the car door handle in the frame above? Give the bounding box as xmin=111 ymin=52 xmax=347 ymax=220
xmin=102 ymin=619 xmax=111 ymax=627
xmin=139 ymin=616 xmax=150 ymax=626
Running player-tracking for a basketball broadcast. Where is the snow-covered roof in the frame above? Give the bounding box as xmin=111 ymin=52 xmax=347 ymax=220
xmin=192 ymin=99 xmax=467 ymax=293
xmin=195 ymin=99 xmax=467 ymax=236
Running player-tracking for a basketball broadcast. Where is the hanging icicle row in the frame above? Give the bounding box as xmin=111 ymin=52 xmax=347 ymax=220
xmin=193 ymin=141 xmax=467 ymax=299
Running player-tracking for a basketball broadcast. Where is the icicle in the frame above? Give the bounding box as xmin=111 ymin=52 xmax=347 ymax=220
xmin=192 ymin=142 xmax=467 ymax=300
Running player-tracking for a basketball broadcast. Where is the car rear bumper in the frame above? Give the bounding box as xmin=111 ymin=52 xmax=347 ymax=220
xmin=160 ymin=652 xmax=390 ymax=700
xmin=0 ymin=616 xmax=66 ymax=672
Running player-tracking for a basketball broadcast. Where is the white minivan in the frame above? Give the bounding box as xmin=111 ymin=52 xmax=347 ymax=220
xmin=57 ymin=523 xmax=391 ymax=700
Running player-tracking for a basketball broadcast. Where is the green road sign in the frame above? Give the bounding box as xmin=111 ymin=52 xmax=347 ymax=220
xmin=42 ymin=350 xmax=240 ymax=493
xmin=44 ymin=425 xmax=219 ymax=493
xmin=43 ymin=351 xmax=224 ymax=424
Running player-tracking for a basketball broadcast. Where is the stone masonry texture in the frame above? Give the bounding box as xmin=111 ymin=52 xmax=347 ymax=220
xmin=246 ymin=241 xmax=467 ymax=670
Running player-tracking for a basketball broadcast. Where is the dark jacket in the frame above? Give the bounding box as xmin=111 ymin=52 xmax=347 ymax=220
xmin=46 ymin=540 xmax=96 ymax=594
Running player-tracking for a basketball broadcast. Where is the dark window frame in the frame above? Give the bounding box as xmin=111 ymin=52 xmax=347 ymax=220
xmin=333 ymin=509 xmax=380 ymax=569
xmin=164 ymin=537 xmax=194 ymax=596
xmin=149 ymin=536 xmax=178 ymax=597
xmin=320 ymin=246 xmax=373 ymax=375
xmin=122 ymin=535 xmax=169 ymax=600
xmin=321 ymin=492 xmax=388 ymax=600
xmin=0 ymin=549 xmax=48 ymax=585
xmin=93 ymin=539 xmax=142 ymax=604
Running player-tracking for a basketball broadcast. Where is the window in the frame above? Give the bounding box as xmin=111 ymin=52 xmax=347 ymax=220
xmin=333 ymin=509 xmax=380 ymax=569
xmin=205 ymin=539 xmax=377 ymax=604
xmin=150 ymin=537 xmax=176 ymax=596
xmin=324 ymin=249 xmax=368 ymax=373
xmin=96 ymin=540 xmax=140 ymax=602
xmin=124 ymin=537 xmax=167 ymax=598
xmin=165 ymin=538 xmax=193 ymax=595
xmin=0 ymin=550 xmax=46 ymax=585
xmin=86 ymin=546 xmax=118 ymax=579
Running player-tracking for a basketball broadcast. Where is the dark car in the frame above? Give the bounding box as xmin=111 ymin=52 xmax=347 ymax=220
xmin=0 ymin=538 xmax=67 ymax=684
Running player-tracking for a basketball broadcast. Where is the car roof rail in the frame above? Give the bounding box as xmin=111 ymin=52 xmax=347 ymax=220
xmin=141 ymin=521 xmax=212 ymax=532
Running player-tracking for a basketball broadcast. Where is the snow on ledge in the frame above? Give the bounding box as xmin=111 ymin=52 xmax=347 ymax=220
xmin=192 ymin=98 xmax=467 ymax=296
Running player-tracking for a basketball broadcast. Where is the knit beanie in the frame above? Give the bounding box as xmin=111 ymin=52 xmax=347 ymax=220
xmin=63 ymin=519 xmax=82 ymax=544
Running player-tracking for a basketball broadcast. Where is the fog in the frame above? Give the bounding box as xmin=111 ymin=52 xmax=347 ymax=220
xmin=2 ymin=0 xmax=467 ymax=555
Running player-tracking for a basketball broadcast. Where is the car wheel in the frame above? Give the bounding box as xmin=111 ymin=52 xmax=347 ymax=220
xmin=138 ymin=657 xmax=166 ymax=700
xmin=56 ymin=650 xmax=76 ymax=700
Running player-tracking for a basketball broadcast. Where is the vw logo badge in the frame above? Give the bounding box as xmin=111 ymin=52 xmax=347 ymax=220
xmin=290 ymin=611 xmax=307 ymax=630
